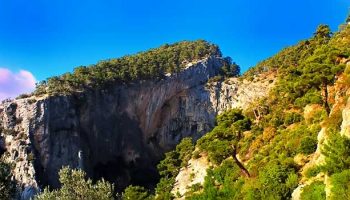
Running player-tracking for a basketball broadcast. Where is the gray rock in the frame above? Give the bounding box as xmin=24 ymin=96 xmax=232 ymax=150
xmin=20 ymin=186 xmax=38 ymax=200
xmin=0 ymin=56 xmax=274 ymax=194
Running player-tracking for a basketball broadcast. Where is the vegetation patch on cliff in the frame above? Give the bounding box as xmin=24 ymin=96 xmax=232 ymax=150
xmin=33 ymin=40 xmax=239 ymax=96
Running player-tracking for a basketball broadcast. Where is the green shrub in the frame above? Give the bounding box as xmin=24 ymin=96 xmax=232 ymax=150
xmin=155 ymin=138 xmax=194 ymax=199
xmin=192 ymin=151 xmax=201 ymax=159
xmin=330 ymin=169 xmax=350 ymax=199
xmin=284 ymin=112 xmax=303 ymax=126
xmin=321 ymin=132 xmax=350 ymax=175
xmin=298 ymin=136 xmax=318 ymax=155
xmin=258 ymin=162 xmax=298 ymax=200
xmin=305 ymin=166 xmax=322 ymax=178
xmin=294 ymin=89 xmax=323 ymax=108
xmin=187 ymin=161 xmax=243 ymax=200
xmin=36 ymin=167 xmax=114 ymax=200
xmin=122 ymin=185 xmax=153 ymax=200
xmin=300 ymin=181 xmax=326 ymax=200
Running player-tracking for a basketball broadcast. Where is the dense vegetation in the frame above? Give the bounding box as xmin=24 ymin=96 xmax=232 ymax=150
xmin=33 ymin=40 xmax=236 ymax=96
xmin=36 ymin=167 xmax=114 ymax=200
xmin=5 ymin=14 xmax=350 ymax=200
xmin=145 ymin=17 xmax=350 ymax=200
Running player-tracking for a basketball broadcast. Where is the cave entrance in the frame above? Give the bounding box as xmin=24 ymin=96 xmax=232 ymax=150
xmin=92 ymin=156 xmax=160 ymax=192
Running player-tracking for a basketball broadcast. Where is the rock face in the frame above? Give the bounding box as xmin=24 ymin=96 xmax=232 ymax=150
xmin=172 ymin=154 xmax=210 ymax=199
xmin=208 ymin=72 xmax=275 ymax=114
xmin=341 ymin=97 xmax=350 ymax=137
xmin=0 ymin=56 xmax=274 ymax=197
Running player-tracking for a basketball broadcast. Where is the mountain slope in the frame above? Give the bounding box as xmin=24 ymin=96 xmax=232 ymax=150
xmin=151 ymin=20 xmax=350 ymax=200
xmin=0 ymin=40 xmax=273 ymax=199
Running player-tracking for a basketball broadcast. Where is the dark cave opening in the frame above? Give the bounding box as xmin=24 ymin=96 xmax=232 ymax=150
xmin=92 ymin=157 xmax=160 ymax=192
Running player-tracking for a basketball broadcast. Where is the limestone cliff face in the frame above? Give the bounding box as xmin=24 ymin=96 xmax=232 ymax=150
xmin=171 ymin=73 xmax=275 ymax=199
xmin=208 ymin=72 xmax=275 ymax=114
xmin=0 ymin=56 xmax=274 ymax=198
xmin=0 ymin=56 xmax=221 ymax=193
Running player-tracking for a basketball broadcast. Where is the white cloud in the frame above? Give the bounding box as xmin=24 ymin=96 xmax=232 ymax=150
xmin=0 ymin=68 xmax=36 ymax=100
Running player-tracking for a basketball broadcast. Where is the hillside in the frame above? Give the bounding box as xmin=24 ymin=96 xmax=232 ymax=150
xmin=134 ymin=21 xmax=350 ymax=199
xmin=1 ymin=18 xmax=350 ymax=200
xmin=0 ymin=39 xmax=273 ymax=199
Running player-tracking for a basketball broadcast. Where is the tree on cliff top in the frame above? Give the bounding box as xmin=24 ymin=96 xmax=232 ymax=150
xmin=34 ymin=40 xmax=225 ymax=96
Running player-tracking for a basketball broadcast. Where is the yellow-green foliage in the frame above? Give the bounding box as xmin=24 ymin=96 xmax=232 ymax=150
xmin=122 ymin=185 xmax=153 ymax=200
xmin=160 ymin=21 xmax=350 ymax=199
xmin=300 ymin=181 xmax=326 ymax=200
xmin=329 ymin=170 xmax=350 ymax=199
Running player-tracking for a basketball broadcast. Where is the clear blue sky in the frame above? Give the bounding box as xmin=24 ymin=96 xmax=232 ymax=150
xmin=0 ymin=0 xmax=350 ymax=81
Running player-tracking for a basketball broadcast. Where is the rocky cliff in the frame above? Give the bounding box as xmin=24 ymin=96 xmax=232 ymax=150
xmin=0 ymin=56 xmax=273 ymax=198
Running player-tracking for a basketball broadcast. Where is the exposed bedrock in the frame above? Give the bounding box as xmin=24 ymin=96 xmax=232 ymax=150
xmin=0 ymin=56 xmax=273 ymax=196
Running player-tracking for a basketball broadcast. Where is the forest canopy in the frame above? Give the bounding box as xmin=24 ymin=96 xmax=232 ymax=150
xmin=34 ymin=40 xmax=230 ymax=96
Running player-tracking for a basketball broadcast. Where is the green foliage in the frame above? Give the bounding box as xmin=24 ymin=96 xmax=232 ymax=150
xmin=175 ymin=138 xmax=195 ymax=167
xmin=154 ymin=178 xmax=175 ymax=200
xmin=321 ymin=132 xmax=350 ymax=175
xmin=284 ymin=112 xmax=303 ymax=126
xmin=122 ymin=185 xmax=153 ymax=200
xmin=298 ymin=136 xmax=318 ymax=155
xmin=258 ymin=162 xmax=298 ymax=200
xmin=294 ymin=89 xmax=323 ymax=108
xmin=220 ymin=57 xmax=240 ymax=77
xmin=313 ymin=24 xmax=332 ymax=45
xmin=305 ymin=166 xmax=322 ymax=178
xmin=329 ymin=169 xmax=350 ymax=199
xmin=156 ymin=21 xmax=350 ymax=200
xmin=187 ymin=159 xmax=243 ymax=200
xmin=0 ymin=161 xmax=16 ymax=200
xmin=188 ymin=160 xmax=298 ymax=200
xmin=300 ymin=181 xmax=326 ymax=200
xmin=155 ymin=138 xmax=194 ymax=199
xmin=197 ymin=109 xmax=251 ymax=164
xmin=34 ymin=40 xmax=224 ymax=96
xmin=36 ymin=167 xmax=114 ymax=200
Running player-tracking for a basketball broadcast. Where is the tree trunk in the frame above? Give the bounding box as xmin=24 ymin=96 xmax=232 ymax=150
xmin=232 ymin=147 xmax=250 ymax=178
xmin=322 ymin=82 xmax=330 ymax=115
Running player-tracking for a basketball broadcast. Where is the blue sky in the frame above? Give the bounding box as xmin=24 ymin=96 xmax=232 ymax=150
xmin=0 ymin=0 xmax=350 ymax=82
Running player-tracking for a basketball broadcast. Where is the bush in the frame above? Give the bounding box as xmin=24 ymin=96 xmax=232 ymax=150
xmin=284 ymin=112 xmax=303 ymax=126
xmin=294 ymin=89 xmax=323 ymax=108
xmin=305 ymin=166 xmax=322 ymax=178
xmin=187 ymin=160 xmax=243 ymax=200
xmin=258 ymin=162 xmax=298 ymax=200
xmin=155 ymin=138 xmax=194 ymax=199
xmin=298 ymin=136 xmax=318 ymax=155
xmin=300 ymin=181 xmax=326 ymax=200
xmin=16 ymin=93 xmax=31 ymax=99
xmin=122 ymin=185 xmax=153 ymax=200
xmin=36 ymin=167 xmax=114 ymax=200
xmin=321 ymin=132 xmax=350 ymax=175
xmin=329 ymin=169 xmax=350 ymax=199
